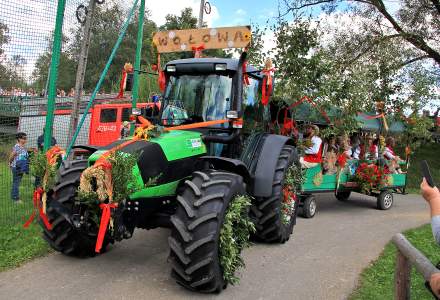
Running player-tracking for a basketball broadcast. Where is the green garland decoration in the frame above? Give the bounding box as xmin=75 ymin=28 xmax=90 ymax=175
xmin=281 ymin=164 xmax=305 ymax=225
xmin=30 ymin=151 xmax=57 ymax=191
xmin=219 ymin=195 xmax=255 ymax=285
xmin=77 ymin=151 xmax=143 ymax=223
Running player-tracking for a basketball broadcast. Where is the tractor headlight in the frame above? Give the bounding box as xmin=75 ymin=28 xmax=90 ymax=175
xmin=226 ymin=110 xmax=238 ymax=119
xmin=166 ymin=65 xmax=176 ymax=72
xmin=215 ymin=63 xmax=227 ymax=71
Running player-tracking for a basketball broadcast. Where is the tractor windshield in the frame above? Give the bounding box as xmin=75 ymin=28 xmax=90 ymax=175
xmin=161 ymin=74 xmax=232 ymax=127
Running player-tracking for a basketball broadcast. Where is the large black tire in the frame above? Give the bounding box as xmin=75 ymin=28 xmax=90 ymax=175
xmin=42 ymin=159 xmax=104 ymax=257
xmin=250 ymin=145 xmax=299 ymax=243
xmin=377 ymin=190 xmax=393 ymax=210
xmin=168 ymin=170 xmax=246 ymax=293
xmin=336 ymin=191 xmax=351 ymax=202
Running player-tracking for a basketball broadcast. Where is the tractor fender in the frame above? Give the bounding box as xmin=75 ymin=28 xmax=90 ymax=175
xmin=246 ymin=134 xmax=296 ymax=197
xmin=200 ymin=156 xmax=252 ymax=185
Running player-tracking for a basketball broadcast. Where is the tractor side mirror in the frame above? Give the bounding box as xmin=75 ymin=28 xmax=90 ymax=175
xmin=125 ymin=73 xmax=134 ymax=91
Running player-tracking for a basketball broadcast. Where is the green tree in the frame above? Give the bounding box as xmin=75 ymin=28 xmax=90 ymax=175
xmin=32 ymin=51 xmax=76 ymax=92
xmin=282 ymin=0 xmax=440 ymax=65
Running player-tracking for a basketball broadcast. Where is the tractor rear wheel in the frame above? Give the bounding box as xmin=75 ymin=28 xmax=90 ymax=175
xmin=42 ymin=159 xmax=105 ymax=257
xmin=168 ymin=170 xmax=246 ymax=293
xmin=250 ymin=145 xmax=299 ymax=243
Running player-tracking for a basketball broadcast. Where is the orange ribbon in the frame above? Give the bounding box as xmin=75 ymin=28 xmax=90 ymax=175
xmin=287 ymin=96 xmax=331 ymax=124
xmin=23 ymin=188 xmax=52 ymax=230
xmin=243 ymin=60 xmax=250 ymax=86
xmin=166 ymin=119 xmax=230 ymax=131
xmin=95 ymin=202 xmax=118 ymax=253
xmin=157 ymin=53 xmax=166 ymax=92
xmin=261 ymin=68 xmax=275 ymax=106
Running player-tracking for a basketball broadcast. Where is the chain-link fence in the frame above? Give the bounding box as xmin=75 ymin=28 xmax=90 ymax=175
xmin=0 ymin=0 xmax=156 ymax=225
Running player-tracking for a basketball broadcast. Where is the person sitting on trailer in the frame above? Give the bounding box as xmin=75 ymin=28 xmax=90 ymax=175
xmin=300 ymin=124 xmax=323 ymax=168
xmin=383 ymin=136 xmax=404 ymax=173
xmin=350 ymin=135 xmax=361 ymax=159
xmin=337 ymin=135 xmax=352 ymax=159
xmin=368 ymin=137 xmax=379 ymax=160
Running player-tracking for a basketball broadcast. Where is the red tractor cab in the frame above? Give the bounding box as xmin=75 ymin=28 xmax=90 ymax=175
xmin=89 ymin=102 xmax=160 ymax=146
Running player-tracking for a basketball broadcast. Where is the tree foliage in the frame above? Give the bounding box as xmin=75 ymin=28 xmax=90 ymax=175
xmin=282 ymin=0 xmax=440 ymax=65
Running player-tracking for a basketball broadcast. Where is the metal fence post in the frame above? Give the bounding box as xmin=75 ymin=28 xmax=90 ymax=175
xmin=65 ymin=0 xmax=140 ymax=157
xmin=395 ymin=249 xmax=411 ymax=300
xmin=67 ymin=0 xmax=96 ymax=151
xmin=44 ymin=0 xmax=67 ymax=151
xmin=130 ymin=0 xmax=146 ymax=135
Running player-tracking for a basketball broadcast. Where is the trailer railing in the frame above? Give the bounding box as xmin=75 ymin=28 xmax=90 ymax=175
xmin=392 ymin=233 xmax=440 ymax=299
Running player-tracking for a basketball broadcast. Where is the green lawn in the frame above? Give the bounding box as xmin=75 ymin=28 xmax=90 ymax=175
xmin=403 ymin=142 xmax=440 ymax=194
xmin=350 ymin=224 xmax=440 ymax=299
xmin=0 ymin=150 xmax=50 ymax=272
xmin=0 ymin=223 xmax=49 ymax=271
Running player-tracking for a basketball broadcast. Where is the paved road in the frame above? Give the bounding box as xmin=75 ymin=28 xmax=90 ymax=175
xmin=0 ymin=193 xmax=430 ymax=300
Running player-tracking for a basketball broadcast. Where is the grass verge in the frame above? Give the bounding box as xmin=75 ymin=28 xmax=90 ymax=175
xmin=402 ymin=142 xmax=440 ymax=194
xmin=350 ymin=224 xmax=440 ymax=299
xmin=0 ymin=223 xmax=50 ymax=271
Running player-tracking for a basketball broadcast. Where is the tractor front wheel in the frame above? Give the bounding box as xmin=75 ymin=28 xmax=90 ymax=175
xmin=42 ymin=159 xmax=107 ymax=257
xmin=168 ymin=170 xmax=246 ymax=293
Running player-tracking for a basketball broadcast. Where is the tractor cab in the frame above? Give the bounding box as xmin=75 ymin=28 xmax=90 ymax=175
xmin=160 ymin=57 xmax=268 ymax=156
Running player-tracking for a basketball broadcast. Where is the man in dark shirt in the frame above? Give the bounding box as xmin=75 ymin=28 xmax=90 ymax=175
xmin=37 ymin=127 xmax=57 ymax=151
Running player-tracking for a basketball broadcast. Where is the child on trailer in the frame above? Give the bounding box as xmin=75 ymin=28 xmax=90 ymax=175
xmin=383 ymin=136 xmax=404 ymax=174
xmin=368 ymin=137 xmax=379 ymax=160
xmin=300 ymin=124 xmax=323 ymax=168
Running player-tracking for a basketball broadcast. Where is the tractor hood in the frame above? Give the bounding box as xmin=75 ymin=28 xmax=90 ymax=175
xmin=88 ymin=130 xmax=207 ymax=198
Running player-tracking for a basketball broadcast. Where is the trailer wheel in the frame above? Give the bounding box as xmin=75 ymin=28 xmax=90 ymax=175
xmin=301 ymin=195 xmax=316 ymax=218
xmin=336 ymin=191 xmax=351 ymax=201
xmin=377 ymin=191 xmax=393 ymax=210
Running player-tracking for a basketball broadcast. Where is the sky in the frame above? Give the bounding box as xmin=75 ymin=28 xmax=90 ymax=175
xmin=146 ymin=0 xmax=278 ymax=28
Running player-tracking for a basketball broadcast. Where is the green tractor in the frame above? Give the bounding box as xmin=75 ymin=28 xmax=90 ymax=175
xmin=41 ymin=52 xmax=300 ymax=293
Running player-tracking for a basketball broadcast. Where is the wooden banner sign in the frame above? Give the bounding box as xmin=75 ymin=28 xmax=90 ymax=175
xmin=153 ymin=26 xmax=252 ymax=53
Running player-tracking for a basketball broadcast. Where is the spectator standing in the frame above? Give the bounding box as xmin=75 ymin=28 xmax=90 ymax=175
xmin=8 ymin=132 xmax=29 ymax=203
xmin=420 ymin=179 xmax=440 ymax=297
xmin=37 ymin=127 xmax=57 ymax=151
xmin=120 ymin=121 xmax=131 ymax=139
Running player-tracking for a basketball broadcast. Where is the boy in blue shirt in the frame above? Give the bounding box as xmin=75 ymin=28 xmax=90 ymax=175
xmin=8 ymin=132 xmax=29 ymax=203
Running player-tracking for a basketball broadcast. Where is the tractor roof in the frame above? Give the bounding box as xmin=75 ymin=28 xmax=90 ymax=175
xmin=165 ymin=58 xmax=262 ymax=78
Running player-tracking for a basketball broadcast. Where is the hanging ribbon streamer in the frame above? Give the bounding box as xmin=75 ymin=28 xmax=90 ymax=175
xmin=23 ymin=188 xmax=52 ymax=230
xmin=335 ymin=154 xmax=347 ymax=192
xmin=261 ymin=68 xmax=274 ymax=106
xmin=95 ymin=203 xmax=118 ymax=253
xmin=242 ymin=60 xmax=250 ymax=86
xmin=157 ymin=53 xmax=166 ymax=92
xmin=286 ymin=96 xmax=331 ymax=124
